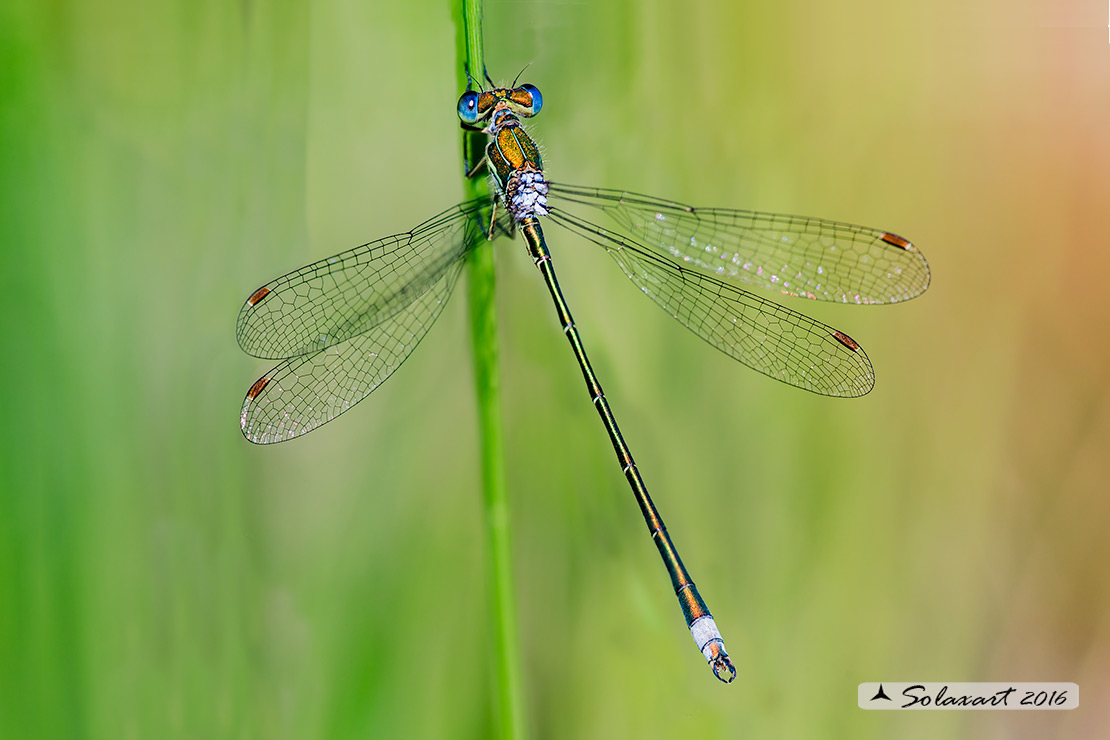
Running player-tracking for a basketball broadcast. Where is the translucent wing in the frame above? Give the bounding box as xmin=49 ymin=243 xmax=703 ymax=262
xmin=237 ymin=199 xmax=501 ymax=361
xmin=548 ymin=183 xmax=929 ymax=305
xmin=240 ymin=260 xmax=464 ymax=444
xmin=549 ymin=209 xmax=875 ymax=397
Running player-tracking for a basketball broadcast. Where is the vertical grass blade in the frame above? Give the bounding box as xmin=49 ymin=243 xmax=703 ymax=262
xmin=454 ymin=2 xmax=526 ymax=739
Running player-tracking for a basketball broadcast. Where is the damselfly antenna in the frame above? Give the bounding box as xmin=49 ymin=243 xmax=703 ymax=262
xmin=510 ymin=62 xmax=533 ymax=89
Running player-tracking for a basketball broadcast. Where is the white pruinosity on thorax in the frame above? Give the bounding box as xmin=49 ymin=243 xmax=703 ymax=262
xmin=506 ymin=170 xmax=550 ymax=221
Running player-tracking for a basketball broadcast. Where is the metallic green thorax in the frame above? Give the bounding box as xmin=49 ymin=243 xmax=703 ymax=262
xmin=487 ymin=118 xmax=543 ymax=194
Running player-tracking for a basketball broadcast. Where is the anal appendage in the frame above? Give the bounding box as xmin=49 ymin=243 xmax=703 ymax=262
xmin=690 ymin=615 xmax=736 ymax=684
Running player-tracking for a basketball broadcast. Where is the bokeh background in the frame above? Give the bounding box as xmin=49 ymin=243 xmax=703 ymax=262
xmin=2 ymin=0 xmax=1108 ymax=738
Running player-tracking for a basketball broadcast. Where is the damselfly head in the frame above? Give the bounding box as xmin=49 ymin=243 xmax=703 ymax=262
xmin=456 ymin=84 xmax=543 ymax=126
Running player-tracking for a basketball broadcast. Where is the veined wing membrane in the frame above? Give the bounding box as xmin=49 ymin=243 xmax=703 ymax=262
xmin=549 ymin=210 xmax=875 ymax=397
xmin=240 ymin=260 xmax=465 ymax=444
xmin=548 ymin=183 xmax=930 ymax=305
xmin=237 ymin=199 xmax=501 ymax=361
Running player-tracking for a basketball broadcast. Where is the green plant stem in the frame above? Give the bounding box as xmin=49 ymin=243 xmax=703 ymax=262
xmin=455 ymin=3 xmax=525 ymax=740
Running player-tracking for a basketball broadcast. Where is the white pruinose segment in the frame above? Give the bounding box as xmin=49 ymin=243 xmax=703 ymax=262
xmin=689 ymin=615 xmax=725 ymax=662
xmin=508 ymin=169 xmax=550 ymax=221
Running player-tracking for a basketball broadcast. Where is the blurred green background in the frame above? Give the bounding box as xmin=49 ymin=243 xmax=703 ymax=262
xmin=2 ymin=0 xmax=1108 ymax=738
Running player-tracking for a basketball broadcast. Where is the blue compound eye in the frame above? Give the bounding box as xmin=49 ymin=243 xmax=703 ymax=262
xmin=519 ymin=84 xmax=543 ymax=116
xmin=457 ymin=91 xmax=480 ymax=124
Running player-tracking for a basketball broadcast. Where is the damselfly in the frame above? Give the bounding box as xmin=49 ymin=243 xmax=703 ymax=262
xmin=236 ymin=80 xmax=930 ymax=683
